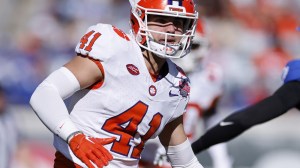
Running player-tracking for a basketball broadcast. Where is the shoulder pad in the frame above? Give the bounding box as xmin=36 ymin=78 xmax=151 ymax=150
xmin=75 ymin=24 xmax=131 ymax=61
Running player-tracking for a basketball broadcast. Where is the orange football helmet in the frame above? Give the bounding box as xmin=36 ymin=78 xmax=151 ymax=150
xmin=130 ymin=0 xmax=198 ymax=59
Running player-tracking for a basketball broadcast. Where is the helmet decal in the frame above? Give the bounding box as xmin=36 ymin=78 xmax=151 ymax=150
xmin=168 ymin=0 xmax=183 ymax=6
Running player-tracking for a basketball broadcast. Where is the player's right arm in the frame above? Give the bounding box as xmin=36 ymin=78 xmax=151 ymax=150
xmin=30 ymin=23 xmax=118 ymax=168
xmin=64 ymin=55 xmax=103 ymax=89
xmin=30 ymin=55 xmax=102 ymax=141
xmin=30 ymin=55 xmax=115 ymax=168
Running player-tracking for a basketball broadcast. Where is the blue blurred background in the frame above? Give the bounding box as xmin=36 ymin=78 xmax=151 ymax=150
xmin=1 ymin=0 xmax=300 ymax=167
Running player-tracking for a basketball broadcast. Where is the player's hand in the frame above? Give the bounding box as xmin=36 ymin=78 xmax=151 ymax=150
xmin=153 ymin=146 xmax=168 ymax=167
xmin=68 ymin=133 xmax=115 ymax=168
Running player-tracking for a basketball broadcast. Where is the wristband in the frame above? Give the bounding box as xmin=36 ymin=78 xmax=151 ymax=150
xmin=67 ymin=131 xmax=83 ymax=143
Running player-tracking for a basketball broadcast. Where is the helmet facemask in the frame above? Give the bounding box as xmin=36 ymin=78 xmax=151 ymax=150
xmin=130 ymin=1 xmax=198 ymax=59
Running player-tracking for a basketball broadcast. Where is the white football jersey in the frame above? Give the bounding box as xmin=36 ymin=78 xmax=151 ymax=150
xmin=53 ymin=24 xmax=190 ymax=168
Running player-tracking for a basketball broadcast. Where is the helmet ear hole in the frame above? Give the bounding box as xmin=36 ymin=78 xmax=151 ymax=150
xmin=183 ymin=19 xmax=192 ymax=32
xmin=191 ymin=43 xmax=200 ymax=50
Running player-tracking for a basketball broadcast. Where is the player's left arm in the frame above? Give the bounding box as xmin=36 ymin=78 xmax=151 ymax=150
xmin=159 ymin=115 xmax=204 ymax=168
xmin=192 ymin=81 xmax=300 ymax=154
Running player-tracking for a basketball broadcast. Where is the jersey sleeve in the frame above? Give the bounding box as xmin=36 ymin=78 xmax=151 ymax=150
xmin=282 ymin=59 xmax=300 ymax=84
xmin=74 ymin=24 xmax=130 ymax=62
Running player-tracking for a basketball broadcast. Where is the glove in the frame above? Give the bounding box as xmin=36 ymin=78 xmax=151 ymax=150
xmin=153 ymin=145 xmax=169 ymax=167
xmin=69 ymin=133 xmax=115 ymax=168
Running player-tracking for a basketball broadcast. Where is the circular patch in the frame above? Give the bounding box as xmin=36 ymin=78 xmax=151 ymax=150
xmin=149 ymin=85 xmax=157 ymax=96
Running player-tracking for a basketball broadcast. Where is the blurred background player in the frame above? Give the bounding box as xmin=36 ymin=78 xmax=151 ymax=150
xmin=30 ymin=0 xmax=203 ymax=168
xmin=140 ymin=18 xmax=232 ymax=168
xmin=0 ymin=85 xmax=20 ymax=168
xmin=180 ymin=19 xmax=233 ymax=168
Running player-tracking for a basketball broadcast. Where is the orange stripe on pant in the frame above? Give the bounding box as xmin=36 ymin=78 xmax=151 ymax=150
xmin=54 ymin=151 xmax=82 ymax=168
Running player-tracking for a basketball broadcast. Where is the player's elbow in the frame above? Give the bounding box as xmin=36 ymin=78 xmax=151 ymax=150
xmin=29 ymin=81 xmax=61 ymax=111
xmin=30 ymin=84 xmax=41 ymax=109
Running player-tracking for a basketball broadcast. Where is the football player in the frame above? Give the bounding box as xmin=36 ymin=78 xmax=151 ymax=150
xmin=30 ymin=0 xmax=204 ymax=168
xmin=192 ymin=58 xmax=300 ymax=155
xmin=144 ymin=19 xmax=232 ymax=168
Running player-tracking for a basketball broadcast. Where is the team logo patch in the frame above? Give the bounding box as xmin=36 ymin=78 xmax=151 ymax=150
xmin=179 ymin=78 xmax=190 ymax=98
xmin=126 ymin=64 xmax=140 ymax=76
xmin=149 ymin=85 xmax=157 ymax=96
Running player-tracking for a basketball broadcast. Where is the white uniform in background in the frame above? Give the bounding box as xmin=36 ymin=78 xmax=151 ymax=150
xmin=184 ymin=62 xmax=224 ymax=141
xmin=185 ymin=62 xmax=233 ymax=168
xmin=0 ymin=110 xmax=19 ymax=168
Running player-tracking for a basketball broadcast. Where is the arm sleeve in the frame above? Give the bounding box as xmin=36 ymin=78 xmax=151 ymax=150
xmin=192 ymin=81 xmax=300 ymax=154
xmin=167 ymin=139 xmax=204 ymax=168
xmin=30 ymin=67 xmax=81 ymax=141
